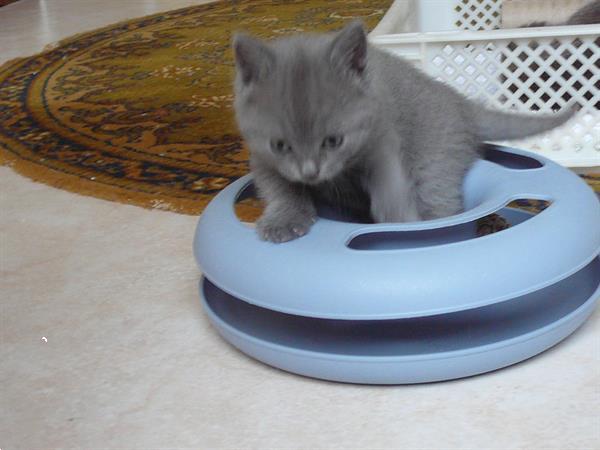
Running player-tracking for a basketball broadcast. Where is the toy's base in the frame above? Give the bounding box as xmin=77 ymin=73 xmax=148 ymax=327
xmin=200 ymin=255 xmax=600 ymax=384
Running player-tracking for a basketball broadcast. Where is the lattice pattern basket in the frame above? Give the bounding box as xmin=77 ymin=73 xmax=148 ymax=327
xmin=370 ymin=0 xmax=600 ymax=167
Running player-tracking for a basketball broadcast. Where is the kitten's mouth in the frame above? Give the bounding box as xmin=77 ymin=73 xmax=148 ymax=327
xmin=302 ymin=175 xmax=330 ymax=186
xmin=302 ymin=178 xmax=321 ymax=185
xmin=290 ymin=172 xmax=331 ymax=186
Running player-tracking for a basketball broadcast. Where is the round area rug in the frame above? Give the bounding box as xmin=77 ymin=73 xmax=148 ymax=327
xmin=0 ymin=0 xmax=390 ymax=215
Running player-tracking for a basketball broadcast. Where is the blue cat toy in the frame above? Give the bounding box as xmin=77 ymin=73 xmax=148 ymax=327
xmin=194 ymin=145 xmax=600 ymax=384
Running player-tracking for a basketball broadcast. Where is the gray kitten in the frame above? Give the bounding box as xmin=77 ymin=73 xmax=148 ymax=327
xmin=232 ymin=21 xmax=574 ymax=243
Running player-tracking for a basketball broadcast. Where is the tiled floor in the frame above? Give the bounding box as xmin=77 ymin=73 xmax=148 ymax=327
xmin=1 ymin=1 xmax=599 ymax=449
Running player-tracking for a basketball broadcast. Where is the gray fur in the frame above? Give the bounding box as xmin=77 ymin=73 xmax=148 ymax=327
xmin=232 ymin=21 xmax=575 ymax=242
xmin=471 ymin=104 xmax=575 ymax=141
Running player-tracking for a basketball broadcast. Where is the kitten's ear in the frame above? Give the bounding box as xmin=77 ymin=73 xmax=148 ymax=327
xmin=329 ymin=20 xmax=367 ymax=76
xmin=233 ymin=33 xmax=275 ymax=85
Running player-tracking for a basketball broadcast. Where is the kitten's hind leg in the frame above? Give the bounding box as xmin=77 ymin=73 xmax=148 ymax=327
xmin=368 ymin=144 xmax=422 ymax=223
xmin=413 ymin=143 xmax=479 ymax=221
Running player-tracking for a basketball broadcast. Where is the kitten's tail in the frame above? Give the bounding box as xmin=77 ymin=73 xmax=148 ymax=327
xmin=471 ymin=103 xmax=577 ymax=141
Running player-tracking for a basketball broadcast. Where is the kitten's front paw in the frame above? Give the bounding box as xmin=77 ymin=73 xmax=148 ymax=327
xmin=257 ymin=212 xmax=316 ymax=243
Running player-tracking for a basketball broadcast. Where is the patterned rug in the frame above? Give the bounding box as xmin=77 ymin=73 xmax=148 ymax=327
xmin=0 ymin=0 xmax=390 ymax=215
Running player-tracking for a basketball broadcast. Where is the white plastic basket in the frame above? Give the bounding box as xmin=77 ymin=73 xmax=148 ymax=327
xmin=370 ymin=0 xmax=600 ymax=167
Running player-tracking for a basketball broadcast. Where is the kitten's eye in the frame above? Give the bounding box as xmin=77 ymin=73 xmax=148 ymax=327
xmin=270 ymin=139 xmax=292 ymax=154
xmin=322 ymin=135 xmax=344 ymax=150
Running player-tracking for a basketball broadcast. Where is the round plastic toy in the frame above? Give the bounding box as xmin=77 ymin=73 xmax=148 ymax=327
xmin=193 ymin=145 xmax=600 ymax=384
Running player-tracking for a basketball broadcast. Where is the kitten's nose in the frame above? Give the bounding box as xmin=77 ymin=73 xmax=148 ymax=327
xmin=301 ymin=161 xmax=319 ymax=181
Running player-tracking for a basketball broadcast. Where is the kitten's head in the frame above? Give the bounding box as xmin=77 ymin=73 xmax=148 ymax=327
xmin=232 ymin=21 xmax=376 ymax=185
